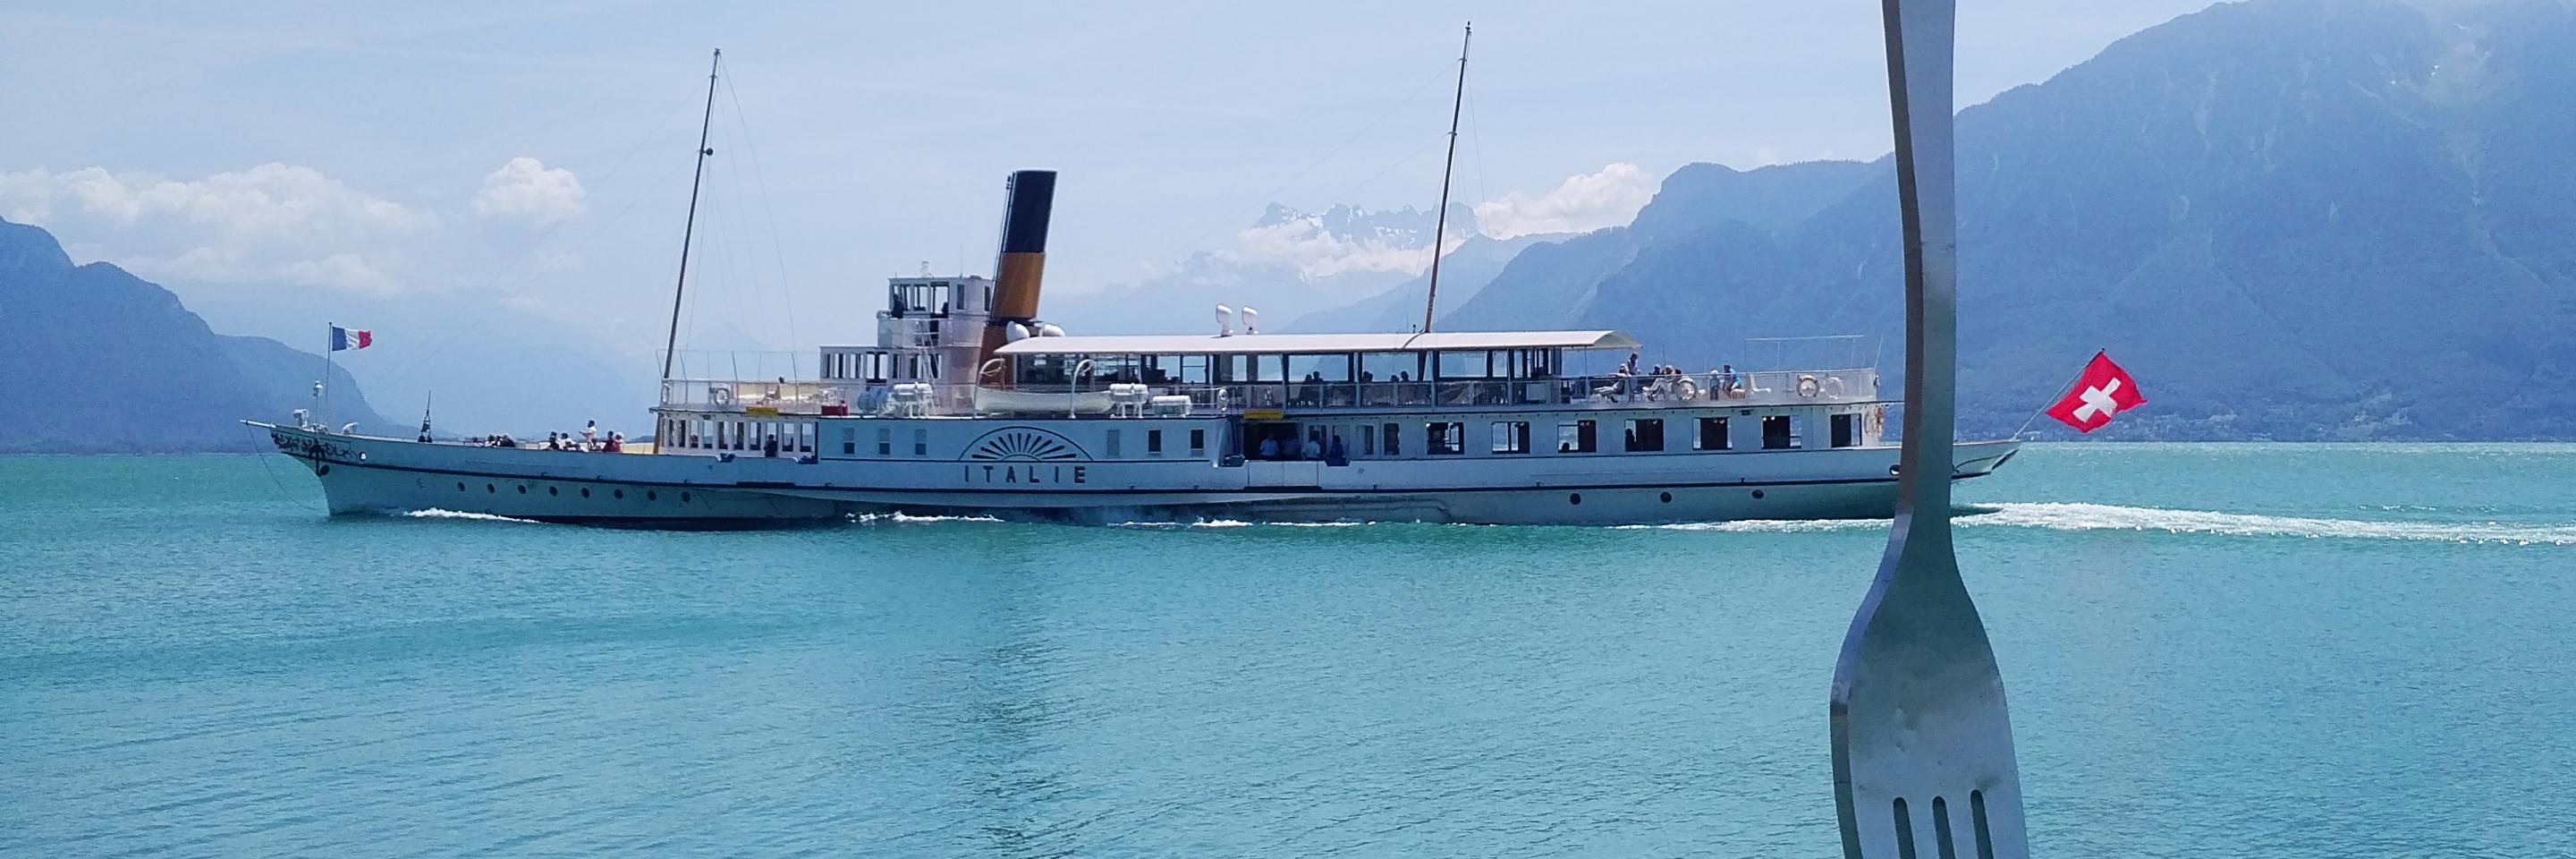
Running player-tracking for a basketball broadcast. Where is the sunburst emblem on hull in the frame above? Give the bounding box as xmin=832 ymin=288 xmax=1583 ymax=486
xmin=962 ymin=427 xmax=1088 ymax=462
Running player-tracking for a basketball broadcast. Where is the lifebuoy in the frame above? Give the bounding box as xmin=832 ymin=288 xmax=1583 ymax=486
xmin=709 ymin=386 xmax=734 ymax=405
xmin=1796 ymin=375 xmax=1821 ymax=398
xmin=1674 ymin=378 xmax=1701 ymax=401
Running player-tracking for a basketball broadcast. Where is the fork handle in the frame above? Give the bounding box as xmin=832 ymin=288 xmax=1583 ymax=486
xmin=1883 ymin=0 xmax=1959 ymax=528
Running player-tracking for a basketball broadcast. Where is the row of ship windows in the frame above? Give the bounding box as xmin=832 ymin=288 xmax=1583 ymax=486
xmin=661 ymin=418 xmax=818 ymax=454
xmin=1261 ymin=413 xmax=1862 ymax=460
xmin=830 ymin=427 xmax=1215 ymax=458
xmin=451 ymin=481 xmax=690 ymax=503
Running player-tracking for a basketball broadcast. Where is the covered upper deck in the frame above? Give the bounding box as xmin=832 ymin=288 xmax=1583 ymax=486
xmin=990 ymin=329 xmax=1640 ymax=357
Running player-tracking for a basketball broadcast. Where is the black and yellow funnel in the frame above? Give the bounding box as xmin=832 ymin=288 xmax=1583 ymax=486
xmin=979 ymin=170 xmax=1056 ymax=376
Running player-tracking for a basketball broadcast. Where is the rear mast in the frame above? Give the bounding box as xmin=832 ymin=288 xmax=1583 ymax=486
xmin=1420 ymin=22 xmax=1470 ymax=334
xmin=659 ymin=48 xmax=722 ymax=381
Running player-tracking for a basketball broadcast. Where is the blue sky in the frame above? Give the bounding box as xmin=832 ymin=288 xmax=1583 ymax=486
xmin=2 ymin=0 xmax=2218 ymax=353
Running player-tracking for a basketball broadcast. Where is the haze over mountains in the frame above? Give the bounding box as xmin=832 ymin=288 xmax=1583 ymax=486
xmin=8 ymin=0 xmax=2575 ymax=450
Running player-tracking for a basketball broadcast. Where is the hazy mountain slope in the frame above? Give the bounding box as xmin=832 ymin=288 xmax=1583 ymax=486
xmin=1431 ymin=159 xmax=1874 ymax=333
xmin=0 ymin=218 xmax=391 ymax=453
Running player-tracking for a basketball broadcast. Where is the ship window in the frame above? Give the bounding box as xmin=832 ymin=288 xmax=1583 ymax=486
xmin=842 ymin=427 xmax=857 ymax=455
xmin=1360 ymin=352 xmax=1419 ymax=384
xmin=1556 ymin=420 xmax=1597 ymax=453
xmin=1426 ymin=421 xmax=1465 ymax=455
xmin=1190 ymin=428 xmax=1207 ymax=454
xmin=733 ymin=421 xmax=747 ymax=450
xmin=1490 ymin=421 xmax=1530 ymax=455
xmin=913 ymin=428 xmax=928 ymax=456
xmin=1698 ymin=416 xmax=1733 ymax=451
xmin=1148 ymin=429 xmax=1163 ymax=455
xmin=1436 ymin=350 xmax=1494 ymax=379
xmin=1831 ymin=413 xmax=1859 ymax=448
xmin=1625 ymin=419 xmax=1665 ymax=452
xmin=1382 ymin=422 xmax=1401 ymax=455
xmin=1106 ymin=430 xmax=1123 ymax=458
xmin=1361 ymin=424 xmax=1376 ymax=455
xmin=1763 ymin=415 xmax=1796 ymax=449
xmin=877 ymin=427 xmax=892 ymax=455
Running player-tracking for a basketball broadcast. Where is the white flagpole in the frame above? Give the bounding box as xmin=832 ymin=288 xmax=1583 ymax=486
xmin=320 ymin=323 xmax=335 ymax=430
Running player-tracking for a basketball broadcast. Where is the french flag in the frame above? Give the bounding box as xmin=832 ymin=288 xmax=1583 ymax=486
xmin=329 ymin=326 xmax=374 ymax=351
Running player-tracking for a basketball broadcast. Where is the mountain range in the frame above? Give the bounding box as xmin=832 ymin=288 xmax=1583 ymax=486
xmin=1284 ymin=0 xmax=2576 ymax=440
xmin=0 ymin=218 xmax=394 ymax=453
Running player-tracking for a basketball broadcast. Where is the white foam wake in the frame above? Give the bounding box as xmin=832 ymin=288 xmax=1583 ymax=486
xmin=1964 ymin=502 xmax=2576 ymax=545
xmin=1626 ymin=502 xmax=2576 ymax=545
xmin=401 ymin=508 xmax=542 ymax=523
xmin=850 ymin=513 xmax=1005 ymax=524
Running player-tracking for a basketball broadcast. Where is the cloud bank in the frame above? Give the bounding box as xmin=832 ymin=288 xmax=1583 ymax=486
xmin=1 ymin=158 xmax=580 ymax=294
xmin=1471 ymin=163 xmax=1656 ymax=240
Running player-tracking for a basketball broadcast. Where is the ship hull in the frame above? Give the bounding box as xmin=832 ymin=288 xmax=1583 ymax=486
xmin=254 ymin=423 xmax=2016 ymax=528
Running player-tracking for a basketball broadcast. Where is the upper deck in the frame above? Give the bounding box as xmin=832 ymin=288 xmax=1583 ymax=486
xmin=657 ymin=328 xmax=1883 ymax=417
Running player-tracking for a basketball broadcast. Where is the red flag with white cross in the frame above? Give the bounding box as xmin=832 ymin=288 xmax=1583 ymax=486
xmin=2045 ymin=352 xmax=2145 ymax=433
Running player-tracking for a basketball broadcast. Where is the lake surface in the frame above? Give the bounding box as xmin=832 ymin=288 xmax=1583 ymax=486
xmin=4 ymin=444 xmax=2572 ymax=857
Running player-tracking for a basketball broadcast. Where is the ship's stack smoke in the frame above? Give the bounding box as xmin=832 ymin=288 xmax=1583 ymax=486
xmin=979 ymin=170 xmax=1057 ymax=382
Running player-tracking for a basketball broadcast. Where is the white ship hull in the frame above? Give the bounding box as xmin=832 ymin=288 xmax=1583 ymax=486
xmin=257 ymin=422 xmax=2017 ymax=527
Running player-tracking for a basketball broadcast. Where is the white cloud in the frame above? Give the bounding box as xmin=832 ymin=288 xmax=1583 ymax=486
xmin=0 ymin=163 xmax=429 ymax=293
xmin=471 ymin=157 xmax=585 ymax=225
xmin=1471 ymin=163 xmax=1657 ymax=240
xmin=1225 ymin=217 xmax=1453 ymax=281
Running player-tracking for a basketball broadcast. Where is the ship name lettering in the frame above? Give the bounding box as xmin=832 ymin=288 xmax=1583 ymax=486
xmin=962 ymin=464 xmax=1088 ymax=485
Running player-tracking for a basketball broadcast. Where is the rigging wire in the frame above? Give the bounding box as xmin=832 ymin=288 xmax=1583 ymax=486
xmin=717 ymin=57 xmax=804 ymax=369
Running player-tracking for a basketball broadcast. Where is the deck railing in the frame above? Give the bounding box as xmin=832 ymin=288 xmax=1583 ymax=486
xmin=657 ymin=369 xmax=1878 ymax=418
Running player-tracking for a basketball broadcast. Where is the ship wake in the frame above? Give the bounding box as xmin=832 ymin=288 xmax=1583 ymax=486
xmin=1631 ymin=502 xmax=2576 ymax=545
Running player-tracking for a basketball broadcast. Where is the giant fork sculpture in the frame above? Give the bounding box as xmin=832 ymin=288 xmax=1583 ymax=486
xmin=1828 ymin=0 xmax=2033 ymax=857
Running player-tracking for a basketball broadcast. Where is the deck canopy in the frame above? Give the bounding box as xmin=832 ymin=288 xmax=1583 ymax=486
xmin=991 ymin=330 xmax=1640 ymax=357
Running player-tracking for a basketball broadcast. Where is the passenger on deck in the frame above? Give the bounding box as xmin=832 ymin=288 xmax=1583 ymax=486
xmin=581 ymin=421 xmax=597 ymax=449
xmin=1325 ymin=436 xmax=1348 ymax=466
xmin=1258 ymin=435 xmax=1281 ymax=460
xmin=1301 ymin=434 xmax=1323 ymax=461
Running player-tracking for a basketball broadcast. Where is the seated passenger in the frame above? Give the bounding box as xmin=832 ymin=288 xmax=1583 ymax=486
xmin=1258 ymin=436 xmax=1281 ymax=460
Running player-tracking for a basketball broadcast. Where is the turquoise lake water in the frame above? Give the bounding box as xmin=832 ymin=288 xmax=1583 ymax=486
xmin=3 ymin=444 xmax=2572 ymax=857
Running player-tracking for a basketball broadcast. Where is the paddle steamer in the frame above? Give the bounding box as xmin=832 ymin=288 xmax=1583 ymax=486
xmin=252 ymin=52 xmax=2017 ymax=526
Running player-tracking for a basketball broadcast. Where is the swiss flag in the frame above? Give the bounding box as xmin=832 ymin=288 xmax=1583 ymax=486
xmin=2045 ymin=352 xmax=2145 ymax=433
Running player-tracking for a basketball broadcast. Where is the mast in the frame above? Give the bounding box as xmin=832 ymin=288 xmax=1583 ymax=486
xmin=660 ymin=48 xmax=722 ymax=381
xmin=1421 ymin=22 xmax=1471 ymax=334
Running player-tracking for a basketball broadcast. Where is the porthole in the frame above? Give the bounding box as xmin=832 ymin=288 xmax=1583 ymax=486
xmin=680 ymin=491 xmax=691 ymax=503
xmin=647 ymin=490 xmax=658 ymax=501
xmin=316 ymin=464 xmax=331 ymax=476
xmin=614 ymin=489 xmax=625 ymax=499
xmin=1659 ymin=491 xmax=1673 ymax=503
xmin=486 ymin=483 xmax=496 ymax=493
xmin=457 ymin=481 xmax=468 ymax=491
xmin=548 ymin=486 xmax=558 ymax=496
xmin=1751 ymin=489 xmax=1766 ymax=499
xmin=1569 ymin=493 xmax=1582 ymax=506
xmin=1889 ymin=464 xmax=1902 ymax=475
xmin=580 ymin=488 xmax=591 ymax=498
xmin=517 ymin=485 xmax=527 ymax=494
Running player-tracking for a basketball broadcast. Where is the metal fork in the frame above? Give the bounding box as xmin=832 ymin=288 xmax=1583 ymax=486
xmin=1829 ymin=0 xmax=2031 ymax=857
